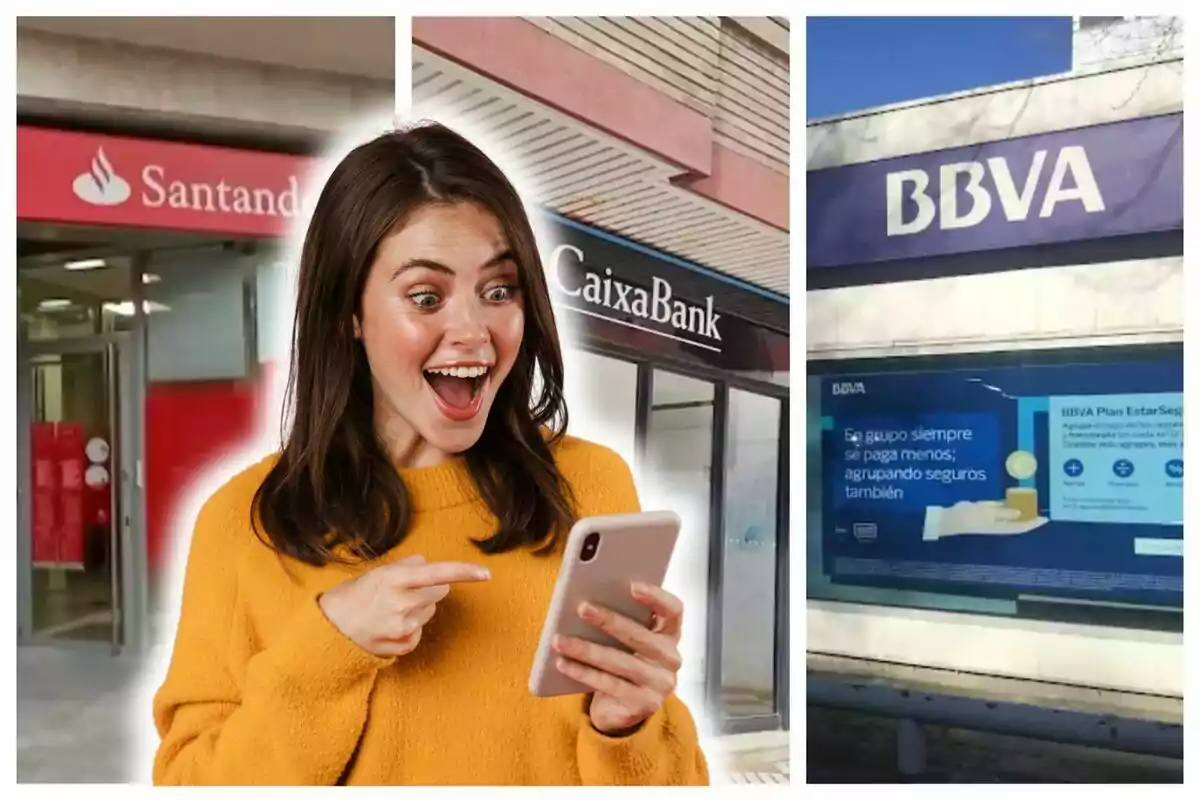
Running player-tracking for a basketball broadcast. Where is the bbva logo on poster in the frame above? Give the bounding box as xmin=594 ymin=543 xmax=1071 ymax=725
xmin=832 ymin=382 xmax=866 ymax=395
xmin=886 ymin=145 xmax=1105 ymax=237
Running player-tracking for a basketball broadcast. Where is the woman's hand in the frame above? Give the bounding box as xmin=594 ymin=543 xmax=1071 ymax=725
xmin=552 ymin=582 xmax=685 ymax=735
xmin=318 ymin=554 xmax=490 ymax=658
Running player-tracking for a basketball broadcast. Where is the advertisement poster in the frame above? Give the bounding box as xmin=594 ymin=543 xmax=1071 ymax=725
xmin=56 ymin=422 xmax=86 ymax=568
xmin=31 ymin=422 xmax=58 ymax=566
xmin=816 ymin=355 xmax=1183 ymax=609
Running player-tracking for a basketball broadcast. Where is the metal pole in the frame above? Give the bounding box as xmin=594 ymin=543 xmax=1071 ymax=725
xmin=897 ymin=718 xmax=926 ymax=777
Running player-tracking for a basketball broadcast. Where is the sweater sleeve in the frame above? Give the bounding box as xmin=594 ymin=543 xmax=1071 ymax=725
xmin=575 ymin=695 xmax=711 ymax=785
xmin=568 ymin=440 xmax=711 ymax=785
xmin=152 ymin=484 xmax=394 ymax=785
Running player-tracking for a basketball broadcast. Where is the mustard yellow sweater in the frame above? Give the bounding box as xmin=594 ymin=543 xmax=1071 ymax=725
xmin=152 ymin=435 xmax=710 ymax=785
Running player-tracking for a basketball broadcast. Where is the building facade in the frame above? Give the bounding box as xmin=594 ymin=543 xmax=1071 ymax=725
xmin=15 ymin=16 xmax=791 ymax=739
xmin=412 ymin=17 xmax=792 ymax=735
xmin=806 ymin=40 xmax=1182 ymax=701
xmin=16 ymin=17 xmax=394 ymax=649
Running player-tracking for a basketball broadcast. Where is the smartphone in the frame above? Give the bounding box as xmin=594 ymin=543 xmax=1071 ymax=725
xmin=528 ymin=510 xmax=681 ymax=698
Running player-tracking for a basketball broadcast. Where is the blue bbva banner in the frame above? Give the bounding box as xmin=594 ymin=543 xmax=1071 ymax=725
xmin=808 ymin=113 xmax=1184 ymax=269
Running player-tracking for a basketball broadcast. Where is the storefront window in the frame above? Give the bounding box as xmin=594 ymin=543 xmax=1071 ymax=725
xmin=18 ymin=255 xmax=136 ymax=342
xmin=141 ymin=246 xmax=260 ymax=594
xmin=729 ymin=324 xmax=790 ymax=389
xmin=144 ymin=246 xmax=251 ymax=382
xmin=561 ymin=347 xmax=638 ymax=463
xmin=25 ymin=347 xmax=121 ymax=643
xmin=807 ymin=346 xmax=1184 ymax=631
xmin=720 ymin=388 xmax=781 ymax=719
xmin=643 ymin=370 xmax=714 ymax=714
xmin=255 ymin=257 xmax=291 ymax=367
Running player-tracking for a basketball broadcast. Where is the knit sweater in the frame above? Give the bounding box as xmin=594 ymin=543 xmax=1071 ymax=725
xmin=152 ymin=435 xmax=710 ymax=786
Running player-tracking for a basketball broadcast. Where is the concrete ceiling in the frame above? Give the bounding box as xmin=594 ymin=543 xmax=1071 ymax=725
xmin=413 ymin=47 xmax=789 ymax=296
xmin=16 ymin=17 xmax=395 ymax=81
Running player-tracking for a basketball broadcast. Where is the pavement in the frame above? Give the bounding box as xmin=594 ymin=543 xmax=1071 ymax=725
xmin=17 ymin=645 xmax=150 ymax=784
xmin=712 ymin=732 xmax=790 ymax=784
xmin=17 ymin=643 xmax=789 ymax=785
xmin=808 ymin=706 xmax=1182 ymax=783
xmin=806 ymin=654 xmax=1182 ymax=784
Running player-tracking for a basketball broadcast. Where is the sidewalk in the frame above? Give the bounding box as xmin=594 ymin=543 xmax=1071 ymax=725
xmin=808 ymin=706 xmax=1182 ymax=783
xmin=712 ymin=731 xmax=790 ymax=784
xmin=17 ymin=645 xmax=149 ymax=783
xmin=18 ymin=644 xmax=789 ymax=785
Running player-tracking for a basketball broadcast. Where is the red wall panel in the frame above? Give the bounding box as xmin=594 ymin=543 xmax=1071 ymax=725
xmin=145 ymin=379 xmax=259 ymax=572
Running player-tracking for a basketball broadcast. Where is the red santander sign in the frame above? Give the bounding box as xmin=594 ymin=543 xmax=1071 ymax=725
xmin=18 ymin=127 xmax=318 ymax=237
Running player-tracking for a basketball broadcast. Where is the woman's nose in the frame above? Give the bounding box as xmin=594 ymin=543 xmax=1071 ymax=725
xmin=443 ymin=297 xmax=491 ymax=346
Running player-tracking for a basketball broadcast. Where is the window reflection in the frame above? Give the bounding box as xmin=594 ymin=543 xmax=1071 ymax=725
xmin=644 ymin=370 xmax=715 ymax=723
xmin=721 ymin=389 xmax=781 ymax=718
xmin=562 ymin=348 xmax=639 ymax=463
xmin=18 ymin=256 xmax=135 ymax=341
xmin=144 ymin=247 xmax=251 ymax=381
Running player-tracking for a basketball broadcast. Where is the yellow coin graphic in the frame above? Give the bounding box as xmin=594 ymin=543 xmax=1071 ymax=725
xmin=1005 ymin=450 xmax=1038 ymax=480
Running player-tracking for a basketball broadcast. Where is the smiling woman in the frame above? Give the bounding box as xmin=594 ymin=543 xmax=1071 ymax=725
xmin=357 ymin=210 xmax=526 ymax=452
xmin=150 ymin=122 xmax=709 ymax=786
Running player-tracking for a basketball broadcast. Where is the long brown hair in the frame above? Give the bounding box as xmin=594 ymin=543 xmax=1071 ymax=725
xmin=253 ymin=122 xmax=576 ymax=566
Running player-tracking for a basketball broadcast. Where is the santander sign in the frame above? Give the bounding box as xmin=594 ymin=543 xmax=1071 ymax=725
xmin=69 ymin=147 xmax=302 ymax=219
xmin=19 ymin=126 xmax=313 ymax=237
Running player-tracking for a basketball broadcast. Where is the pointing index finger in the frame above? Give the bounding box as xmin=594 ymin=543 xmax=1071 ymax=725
xmin=392 ymin=561 xmax=492 ymax=588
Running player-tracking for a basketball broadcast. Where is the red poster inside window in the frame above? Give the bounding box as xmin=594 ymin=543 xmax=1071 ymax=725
xmin=57 ymin=423 xmax=86 ymax=568
xmin=31 ymin=422 xmax=58 ymax=566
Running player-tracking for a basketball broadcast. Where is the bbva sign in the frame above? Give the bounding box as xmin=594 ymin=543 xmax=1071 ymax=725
xmin=886 ymin=145 xmax=1105 ymax=237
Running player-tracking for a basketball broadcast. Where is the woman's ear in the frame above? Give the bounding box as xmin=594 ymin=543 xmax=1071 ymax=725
xmin=352 ymin=315 xmax=362 ymax=340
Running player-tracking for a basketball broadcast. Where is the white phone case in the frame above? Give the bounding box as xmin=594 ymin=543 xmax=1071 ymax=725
xmin=528 ymin=510 xmax=681 ymax=698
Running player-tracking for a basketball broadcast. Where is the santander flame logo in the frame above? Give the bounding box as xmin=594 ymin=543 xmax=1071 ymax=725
xmin=72 ymin=147 xmax=131 ymax=206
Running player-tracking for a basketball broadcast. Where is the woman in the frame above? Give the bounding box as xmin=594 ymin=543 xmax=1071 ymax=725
xmin=152 ymin=121 xmax=710 ymax=786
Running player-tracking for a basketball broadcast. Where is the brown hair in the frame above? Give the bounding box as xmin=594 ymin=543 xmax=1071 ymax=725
xmin=252 ymin=122 xmax=575 ymax=566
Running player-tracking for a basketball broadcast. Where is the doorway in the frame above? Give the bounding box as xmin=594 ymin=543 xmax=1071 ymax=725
xmin=17 ymin=246 xmax=146 ymax=653
xmin=18 ymin=337 xmax=138 ymax=650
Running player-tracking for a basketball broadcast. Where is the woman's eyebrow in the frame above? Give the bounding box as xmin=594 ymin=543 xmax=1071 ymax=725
xmin=392 ymin=249 xmax=515 ymax=280
xmin=483 ymin=249 xmax=516 ymax=269
xmin=392 ymin=258 xmax=455 ymax=279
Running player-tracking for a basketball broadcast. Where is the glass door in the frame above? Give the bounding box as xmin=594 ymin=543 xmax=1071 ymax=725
xmin=641 ymin=369 xmax=716 ymax=728
xmin=18 ymin=337 xmax=133 ymax=650
xmin=719 ymin=388 xmax=784 ymax=731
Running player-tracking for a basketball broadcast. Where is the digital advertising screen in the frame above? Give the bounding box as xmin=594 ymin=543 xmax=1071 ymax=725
xmin=814 ymin=353 xmax=1183 ymax=610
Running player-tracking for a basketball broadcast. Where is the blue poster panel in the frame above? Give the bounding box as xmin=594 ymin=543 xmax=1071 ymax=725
xmin=817 ymin=355 xmax=1183 ymax=608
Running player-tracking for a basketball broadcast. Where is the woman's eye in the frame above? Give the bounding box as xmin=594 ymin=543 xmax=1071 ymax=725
xmin=408 ymin=291 xmax=440 ymax=309
xmin=484 ymin=284 xmax=517 ymax=303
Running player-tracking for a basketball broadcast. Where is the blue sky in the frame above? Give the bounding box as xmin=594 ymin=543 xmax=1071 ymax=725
xmin=807 ymin=17 xmax=1075 ymax=120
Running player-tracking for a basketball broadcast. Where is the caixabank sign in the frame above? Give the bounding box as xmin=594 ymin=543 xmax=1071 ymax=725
xmin=548 ymin=241 xmax=723 ymax=350
xmin=807 ymin=113 xmax=1184 ymax=269
xmin=540 ymin=215 xmax=788 ymax=376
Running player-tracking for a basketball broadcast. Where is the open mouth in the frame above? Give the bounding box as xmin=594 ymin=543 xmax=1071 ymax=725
xmin=423 ymin=365 xmax=491 ymax=421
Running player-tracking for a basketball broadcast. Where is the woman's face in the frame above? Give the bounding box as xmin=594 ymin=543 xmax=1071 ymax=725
xmin=355 ymin=201 xmax=526 ymax=466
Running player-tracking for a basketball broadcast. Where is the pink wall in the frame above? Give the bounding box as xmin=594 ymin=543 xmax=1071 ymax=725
xmin=413 ymin=17 xmax=788 ymax=231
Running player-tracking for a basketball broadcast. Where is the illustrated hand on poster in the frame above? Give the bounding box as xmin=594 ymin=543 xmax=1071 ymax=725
xmin=922 ymin=449 xmax=1049 ymax=540
xmin=922 ymin=500 xmax=1049 ymax=540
